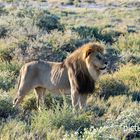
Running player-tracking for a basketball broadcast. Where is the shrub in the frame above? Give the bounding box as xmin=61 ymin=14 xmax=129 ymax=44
xmin=21 ymin=94 xmax=53 ymax=111
xmin=107 ymin=95 xmax=131 ymax=117
xmin=0 ymin=119 xmax=26 ymax=140
xmin=0 ymin=62 xmax=20 ymax=75
xmin=132 ymin=92 xmax=140 ymax=102
xmin=124 ymin=54 xmax=140 ymax=64
xmin=31 ymin=103 xmax=90 ymax=134
xmin=34 ymin=30 xmax=87 ymax=61
xmin=82 ymin=108 xmax=140 ymax=140
xmin=0 ymin=6 xmax=8 ymax=16
xmin=46 ymin=30 xmax=80 ymax=50
xmin=21 ymin=93 xmax=71 ymax=112
xmin=0 ymin=63 xmax=20 ymax=90
xmin=0 ymin=26 xmax=8 ymax=38
xmin=73 ymin=26 xmax=122 ymax=44
xmin=98 ymin=76 xmax=128 ymax=100
xmin=36 ymin=11 xmax=63 ymax=32
xmin=105 ymin=47 xmax=121 ymax=72
xmin=114 ymin=33 xmax=140 ymax=53
xmin=21 ymin=95 xmax=38 ymax=111
xmin=0 ymin=48 xmax=13 ymax=64
xmin=0 ymin=96 xmax=17 ymax=119
xmin=0 ymin=71 xmax=16 ymax=91
xmin=62 ymin=0 xmax=74 ymax=5
xmin=97 ymin=64 xmax=140 ymax=100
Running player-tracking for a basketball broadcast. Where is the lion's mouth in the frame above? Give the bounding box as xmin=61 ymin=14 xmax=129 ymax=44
xmin=99 ymin=66 xmax=106 ymax=70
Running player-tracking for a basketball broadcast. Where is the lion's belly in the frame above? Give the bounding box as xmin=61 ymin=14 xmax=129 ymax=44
xmin=42 ymin=79 xmax=70 ymax=95
xmin=35 ymin=65 xmax=70 ymax=94
xmin=46 ymin=72 xmax=70 ymax=93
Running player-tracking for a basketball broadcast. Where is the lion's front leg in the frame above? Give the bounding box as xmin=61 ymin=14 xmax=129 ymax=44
xmin=78 ymin=94 xmax=87 ymax=110
xmin=71 ymin=89 xmax=79 ymax=110
xmin=67 ymin=67 xmax=80 ymax=110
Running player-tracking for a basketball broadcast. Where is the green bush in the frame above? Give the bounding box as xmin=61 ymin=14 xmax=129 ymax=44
xmin=36 ymin=11 xmax=63 ymax=32
xmin=0 ymin=48 xmax=13 ymax=64
xmin=0 ymin=63 xmax=20 ymax=91
xmin=124 ymin=54 xmax=140 ymax=64
xmin=62 ymin=0 xmax=74 ymax=5
xmin=97 ymin=64 xmax=140 ymax=100
xmin=21 ymin=93 xmax=71 ymax=111
xmin=0 ymin=96 xmax=17 ymax=119
xmin=0 ymin=119 xmax=27 ymax=140
xmin=0 ymin=6 xmax=8 ymax=16
xmin=105 ymin=47 xmax=121 ymax=72
xmin=73 ymin=26 xmax=122 ymax=44
xmin=31 ymin=104 xmax=90 ymax=133
xmin=132 ymin=92 xmax=140 ymax=102
xmin=82 ymin=108 xmax=140 ymax=140
xmin=0 ymin=26 xmax=8 ymax=38
xmin=0 ymin=71 xmax=16 ymax=91
xmin=21 ymin=95 xmax=38 ymax=111
xmin=114 ymin=33 xmax=140 ymax=53
xmin=98 ymin=77 xmax=128 ymax=100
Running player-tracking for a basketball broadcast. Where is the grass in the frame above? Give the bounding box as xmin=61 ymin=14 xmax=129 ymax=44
xmin=0 ymin=0 xmax=140 ymax=139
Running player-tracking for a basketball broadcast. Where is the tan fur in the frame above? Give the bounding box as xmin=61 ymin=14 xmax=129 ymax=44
xmin=13 ymin=42 xmax=107 ymax=110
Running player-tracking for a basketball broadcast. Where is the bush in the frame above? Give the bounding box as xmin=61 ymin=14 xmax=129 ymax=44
xmin=0 ymin=96 xmax=17 ymax=119
xmin=31 ymin=104 xmax=90 ymax=134
xmin=0 ymin=26 xmax=8 ymax=38
xmin=98 ymin=76 xmax=128 ymax=100
xmin=82 ymin=108 xmax=140 ymax=140
xmin=0 ymin=63 xmax=20 ymax=91
xmin=21 ymin=94 xmax=53 ymax=111
xmin=105 ymin=47 xmax=121 ymax=72
xmin=0 ymin=48 xmax=13 ymax=64
xmin=97 ymin=64 xmax=140 ymax=100
xmin=73 ymin=26 xmax=122 ymax=44
xmin=62 ymin=0 xmax=74 ymax=5
xmin=114 ymin=33 xmax=140 ymax=53
xmin=21 ymin=93 xmax=71 ymax=111
xmin=124 ymin=54 xmax=140 ymax=64
xmin=0 ymin=120 xmax=27 ymax=140
xmin=132 ymin=92 xmax=140 ymax=102
xmin=0 ymin=6 xmax=8 ymax=16
xmin=36 ymin=11 xmax=63 ymax=32
xmin=0 ymin=71 xmax=16 ymax=91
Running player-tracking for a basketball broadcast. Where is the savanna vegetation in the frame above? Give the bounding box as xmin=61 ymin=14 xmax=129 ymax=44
xmin=0 ymin=0 xmax=140 ymax=139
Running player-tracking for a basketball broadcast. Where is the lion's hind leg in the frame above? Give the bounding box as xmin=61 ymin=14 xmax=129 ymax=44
xmin=35 ymin=87 xmax=46 ymax=110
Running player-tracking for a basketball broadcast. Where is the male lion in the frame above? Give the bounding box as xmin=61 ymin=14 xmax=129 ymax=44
xmin=13 ymin=42 xmax=107 ymax=110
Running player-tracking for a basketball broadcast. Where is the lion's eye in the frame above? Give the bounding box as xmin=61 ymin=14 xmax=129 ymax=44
xmin=96 ymin=54 xmax=102 ymax=60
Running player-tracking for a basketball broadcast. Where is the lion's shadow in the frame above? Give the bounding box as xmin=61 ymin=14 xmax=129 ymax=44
xmin=98 ymin=80 xmax=129 ymax=100
xmin=98 ymin=79 xmax=140 ymax=102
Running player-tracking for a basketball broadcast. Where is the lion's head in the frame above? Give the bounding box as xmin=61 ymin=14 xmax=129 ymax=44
xmin=65 ymin=42 xmax=107 ymax=94
xmin=83 ymin=43 xmax=107 ymax=80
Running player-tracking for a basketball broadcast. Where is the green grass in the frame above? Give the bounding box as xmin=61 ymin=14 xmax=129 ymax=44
xmin=0 ymin=0 xmax=140 ymax=139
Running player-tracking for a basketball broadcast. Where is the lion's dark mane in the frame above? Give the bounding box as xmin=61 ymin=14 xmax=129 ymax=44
xmin=76 ymin=71 xmax=95 ymax=94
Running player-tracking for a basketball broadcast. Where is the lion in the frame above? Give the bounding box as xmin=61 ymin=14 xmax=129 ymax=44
xmin=13 ymin=42 xmax=107 ymax=110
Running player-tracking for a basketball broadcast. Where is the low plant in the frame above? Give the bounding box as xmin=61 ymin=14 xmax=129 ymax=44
xmin=0 ymin=95 xmax=17 ymax=119
xmin=0 ymin=26 xmax=8 ymax=38
xmin=31 ymin=102 xmax=90 ymax=134
xmin=36 ymin=11 xmax=64 ymax=32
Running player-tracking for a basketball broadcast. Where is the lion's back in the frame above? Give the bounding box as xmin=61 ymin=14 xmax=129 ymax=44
xmin=19 ymin=60 xmax=70 ymax=91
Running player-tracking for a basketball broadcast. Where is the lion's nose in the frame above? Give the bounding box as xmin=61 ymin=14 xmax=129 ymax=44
xmin=105 ymin=61 xmax=108 ymax=65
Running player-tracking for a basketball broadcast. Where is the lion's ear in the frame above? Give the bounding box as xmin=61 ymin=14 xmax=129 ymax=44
xmin=85 ymin=49 xmax=92 ymax=58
